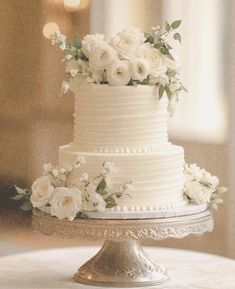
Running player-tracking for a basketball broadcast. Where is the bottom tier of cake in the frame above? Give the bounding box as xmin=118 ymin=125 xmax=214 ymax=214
xmin=58 ymin=143 xmax=187 ymax=211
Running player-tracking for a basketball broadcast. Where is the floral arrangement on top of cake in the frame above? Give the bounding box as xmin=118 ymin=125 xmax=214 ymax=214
xmin=51 ymin=20 xmax=187 ymax=106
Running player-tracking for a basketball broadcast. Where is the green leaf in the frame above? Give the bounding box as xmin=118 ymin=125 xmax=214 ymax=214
xmin=160 ymin=47 xmax=169 ymax=55
xmin=165 ymin=85 xmax=173 ymax=100
xmin=106 ymin=202 xmax=117 ymax=209
xmin=105 ymin=195 xmax=117 ymax=208
xmin=159 ymin=85 xmax=165 ymax=99
xmin=171 ymin=20 xmax=181 ymax=29
xmin=76 ymin=212 xmax=89 ymax=219
xmin=20 ymin=201 xmax=32 ymax=212
xmin=97 ymin=178 xmax=107 ymax=196
xmin=11 ymin=194 xmax=26 ymax=201
xmin=144 ymin=35 xmax=154 ymax=44
xmin=165 ymin=21 xmax=171 ymax=32
xmin=14 ymin=185 xmax=28 ymax=195
xmin=139 ymin=75 xmax=149 ymax=85
xmin=74 ymin=35 xmax=82 ymax=49
xmin=173 ymin=32 xmax=181 ymax=43
xmin=154 ymin=42 xmax=162 ymax=49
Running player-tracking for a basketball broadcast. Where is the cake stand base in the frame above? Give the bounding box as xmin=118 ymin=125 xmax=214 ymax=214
xmin=32 ymin=208 xmax=213 ymax=288
xmin=74 ymin=240 xmax=168 ymax=287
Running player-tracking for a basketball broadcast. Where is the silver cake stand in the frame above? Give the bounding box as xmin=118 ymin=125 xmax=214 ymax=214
xmin=32 ymin=208 xmax=213 ymax=288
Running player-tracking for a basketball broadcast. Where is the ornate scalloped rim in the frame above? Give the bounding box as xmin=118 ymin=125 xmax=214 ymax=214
xmin=32 ymin=209 xmax=214 ymax=241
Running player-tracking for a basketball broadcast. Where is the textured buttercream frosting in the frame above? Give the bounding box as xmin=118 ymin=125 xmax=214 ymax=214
xmin=58 ymin=81 xmax=186 ymax=211
xmin=59 ymin=144 xmax=186 ymax=210
xmin=70 ymin=80 xmax=168 ymax=152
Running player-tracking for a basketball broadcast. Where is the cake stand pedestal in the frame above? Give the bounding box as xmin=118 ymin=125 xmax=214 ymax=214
xmin=32 ymin=209 xmax=213 ymax=288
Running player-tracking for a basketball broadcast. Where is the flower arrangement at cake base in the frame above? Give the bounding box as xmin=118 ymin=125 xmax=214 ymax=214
xmin=12 ymin=157 xmax=132 ymax=221
xmin=12 ymin=157 xmax=226 ymax=221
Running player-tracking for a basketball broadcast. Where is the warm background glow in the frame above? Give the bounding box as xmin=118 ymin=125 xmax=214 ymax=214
xmin=0 ymin=0 xmax=233 ymax=260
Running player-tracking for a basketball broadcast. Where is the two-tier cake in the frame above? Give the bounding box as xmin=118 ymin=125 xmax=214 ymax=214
xmin=12 ymin=22 xmax=226 ymax=221
xmin=59 ymin=81 xmax=186 ymax=211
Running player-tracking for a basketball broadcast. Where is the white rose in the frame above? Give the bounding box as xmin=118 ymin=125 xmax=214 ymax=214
xmin=31 ymin=176 xmax=54 ymax=208
xmin=186 ymin=181 xmax=212 ymax=204
xmin=82 ymin=33 xmax=105 ymax=57
xmin=129 ymin=58 xmax=150 ymax=81
xmin=89 ymin=43 xmax=117 ymax=70
xmin=107 ymin=61 xmax=131 ymax=86
xmin=136 ymin=43 xmax=167 ymax=79
xmin=111 ymin=27 xmax=145 ymax=60
xmin=49 ymin=187 xmax=82 ymax=221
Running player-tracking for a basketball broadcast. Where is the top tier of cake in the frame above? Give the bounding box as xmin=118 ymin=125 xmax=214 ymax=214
xmin=69 ymin=79 xmax=169 ymax=153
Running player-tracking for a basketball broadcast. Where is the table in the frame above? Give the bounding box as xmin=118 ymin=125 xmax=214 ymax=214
xmin=0 ymin=246 xmax=234 ymax=289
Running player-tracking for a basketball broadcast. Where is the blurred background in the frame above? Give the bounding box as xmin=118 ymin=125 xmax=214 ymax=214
xmin=0 ymin=0 xmax=234 ymax=258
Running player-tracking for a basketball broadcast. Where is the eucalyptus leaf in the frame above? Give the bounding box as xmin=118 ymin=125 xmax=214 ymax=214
xmin=160 ymin=47 xmax=169 ymax=55
xmin=165 ymin=21 xmax=171 ymax=32
xmin=20 ymin=201 xmax=32 ymax=212
xmin=173 ymin=32 xmax=181 ymax=43
xmin=171 ymin=20 xmax=181 ymax=29
xmin=154 ymin=42 xmax=162 ymax=49
xmin=74 ymin=35 xmax=82 ymax=49
xmin=105 ymin=195 xmax=116 ymax=203
xmin=97 ymin=178 xmax=107 ymax=196
xmin=14 ymin=185 xmax=28 ymax=195
xmin=11 ymin=194 xmax=26 ymax=201
xmin=106 ymin=202 xmax=117 ymax=209
xmin=139 ymin=75 xmax=149 ymax=85
xmin=165 ymin=85 xmax=173 ymax=100
xmin=159 ymin=85 xmax=165 ymax=99
xmin=144 ymin=35 xmax=154 ymax=44
xmin=105 ymin=195 xmax=117 ymax=208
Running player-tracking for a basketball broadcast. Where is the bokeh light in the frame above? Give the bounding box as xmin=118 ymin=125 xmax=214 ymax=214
xmin=63 ymin=0 xmax=81 ymax=12
xmin=43 ymin=22 xmax=60 ymax=39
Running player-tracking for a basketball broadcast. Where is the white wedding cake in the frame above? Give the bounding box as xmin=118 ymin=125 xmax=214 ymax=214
xmin=59 ymin=82 xmax=186 ymax=211
xmin=12 ymin=22 xmax=226 ymax=221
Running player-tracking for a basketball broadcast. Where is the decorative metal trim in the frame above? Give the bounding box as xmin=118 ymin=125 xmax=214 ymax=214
xmin=32 ymin=209 xmax=214 ymax=241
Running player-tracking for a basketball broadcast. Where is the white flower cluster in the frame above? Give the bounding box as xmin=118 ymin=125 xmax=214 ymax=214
xmin=29 ymin=157 xmax=131 ymax=221
xmin=51 ymin=21 xmax=186 ymax=112
xmin=183 ymin=163 xmax=227 ymax=209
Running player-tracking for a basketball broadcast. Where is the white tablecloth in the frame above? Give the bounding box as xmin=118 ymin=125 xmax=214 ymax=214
xmin=0 ymin=246 xmax=234 ymax=289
